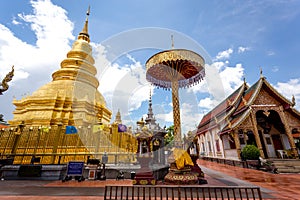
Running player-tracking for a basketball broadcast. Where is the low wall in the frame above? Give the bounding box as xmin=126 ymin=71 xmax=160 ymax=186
xmin=1 ymin=164 xmax=66 ymax=180
xmin=0 ymin=164 xmax=169 ymax=181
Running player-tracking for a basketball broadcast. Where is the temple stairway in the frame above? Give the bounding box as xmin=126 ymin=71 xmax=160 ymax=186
xmin=270 ymin=159 xmax=300 ymax=173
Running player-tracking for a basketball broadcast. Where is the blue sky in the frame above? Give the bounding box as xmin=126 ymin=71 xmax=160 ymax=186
xmin=1 ymin=0 xmax=300 ymax=135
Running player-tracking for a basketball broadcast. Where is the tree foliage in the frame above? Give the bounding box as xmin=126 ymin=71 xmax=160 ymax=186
xmin=241 ymin=144 xmax=260 ymax=160
xmin=164 ymin=125 xmax=174 ymax=147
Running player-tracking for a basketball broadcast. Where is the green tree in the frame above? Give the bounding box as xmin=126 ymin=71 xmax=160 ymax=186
xmin=165 ymin=125 xmax=174 ymax=148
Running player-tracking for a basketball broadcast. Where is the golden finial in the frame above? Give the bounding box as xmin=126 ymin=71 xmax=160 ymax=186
xmin=78 ymin=6 xmax=90 ymax=42
xmin=171 ymin=35 xmax=174 ymax=49
xmin=292 ymin=95 xmax=296 ymax=107
xmin=87 ymin=5 xmax=90 ymax=16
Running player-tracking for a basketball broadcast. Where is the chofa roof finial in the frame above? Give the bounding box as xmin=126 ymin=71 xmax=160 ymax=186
xmin=260 ymin=67 xmax=264 ymax=78
xmin=292 ymin=95 xmax=296 ymax=107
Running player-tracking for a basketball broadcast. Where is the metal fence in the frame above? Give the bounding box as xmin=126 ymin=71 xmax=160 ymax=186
xmin=104 ymin=185 xmax=262 ymax=200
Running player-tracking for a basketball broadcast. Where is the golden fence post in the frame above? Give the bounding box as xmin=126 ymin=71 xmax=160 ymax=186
xmin=11 ymin=122 xmax=25 ymax=155
xmin=51 ymin=123 xmax=63 ymax=164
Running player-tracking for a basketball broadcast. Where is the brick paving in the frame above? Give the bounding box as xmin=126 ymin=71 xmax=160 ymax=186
xmin=198 ymin=159 xmax=300 ymax=200
xmin=0 ymin=159 xmax=299 ymax=199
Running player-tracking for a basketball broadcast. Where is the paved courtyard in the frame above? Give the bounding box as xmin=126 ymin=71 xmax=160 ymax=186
xmin=0 ymin=159 xmax=299 ymax=199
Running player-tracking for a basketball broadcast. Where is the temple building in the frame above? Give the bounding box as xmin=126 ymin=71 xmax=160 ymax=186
xmin=9 ymin=10 xmax=111 ymax=127
xmin=196 ymin=74 xmax=300 ymax=160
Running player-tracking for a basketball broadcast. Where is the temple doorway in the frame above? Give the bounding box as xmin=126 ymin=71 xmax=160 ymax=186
xmin=256 ymin=110 xmax=286 ymax=158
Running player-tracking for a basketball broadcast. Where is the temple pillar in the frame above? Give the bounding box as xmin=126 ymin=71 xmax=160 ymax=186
xmin=172 ymin=80 xmax=182 ymax=148
xmin=250 ymin=109 xmax=264 ymax=158
xmin=278 ymin=106 xmax=298 ymax=157
xmin=233 ymin=129 xmax=242 ymax=159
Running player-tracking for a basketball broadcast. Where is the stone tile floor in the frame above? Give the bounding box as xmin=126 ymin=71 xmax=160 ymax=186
xmin=0 ymin=159 xmax=299 ymax=199
xmin=198 ymin=159 xmax=300 ymax=200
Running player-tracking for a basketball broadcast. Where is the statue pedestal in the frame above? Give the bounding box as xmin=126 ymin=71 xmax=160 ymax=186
xmin=164 ymin=149 xmax=198 ymax=185
xmin=164 ymin=163 xmax=198 ymax=185
xmin=133 ymin=156 xmax=156 ymax=185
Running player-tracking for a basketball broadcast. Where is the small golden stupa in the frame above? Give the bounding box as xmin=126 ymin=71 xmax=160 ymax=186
xmin=9 ymin=7 xmax=111 ymax=127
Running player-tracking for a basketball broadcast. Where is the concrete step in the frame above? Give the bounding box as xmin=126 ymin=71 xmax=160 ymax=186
xmin=268 ymin=159 xmax=300 ymax=173
xmin=277 ymin=168 xmax=300 ymax=173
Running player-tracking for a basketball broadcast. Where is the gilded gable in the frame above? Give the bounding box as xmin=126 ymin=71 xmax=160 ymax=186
xmin=253 ymin=88 xmax=281 ymax=106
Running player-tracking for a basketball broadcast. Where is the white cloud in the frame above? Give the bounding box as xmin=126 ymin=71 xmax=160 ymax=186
xmin=0 ymin=0 xmax=74 ymax=80
xmin=198 ymin=97 xmax=218 ymax=110
xmin=188 ymin=48 xmax=245 ymax=117
xmin=219 ymin=63 xmax=244 ymax=95
xmin=155 ymin=102 xmax=204 ymax=135
xmin=274 ymin=78 xmax=300 ymax=110
xmin=156 ymin=111 xmax=173 ymax=124
xmin=12 ymin=17 xmax=21 ymax=25
xmin=214 ymin=48 xmax=233 ymax=61
xmin=238 ymin=46 xmax=250 ymax=53
xmin=272 ymin=66 xmax=279 ymax=72
xmin=181 ymin=103 xmax=203 ymax=133
xmin=0 ymin=0 xmax=74 ymax=120
xmin=94 ymin=45 xmax=151 ymax=121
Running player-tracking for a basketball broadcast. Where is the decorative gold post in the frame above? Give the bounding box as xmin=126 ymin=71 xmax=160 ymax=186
xmin=11 ymin=122 xmax=25 ymax=155
xmin=250 ymin=110 xmax=264 ymax=158
xmin=172 ymin=80 xmax=182 ymax=148
xmin=145 ymin=47 xmax=205 ymax=185
xmin=51 ymin=123 xmax=63 ymax=164
xmin=278 ymin=106 xmax=298 ymax=157
xmin=233 ymin=129 xmax=242 ymax=159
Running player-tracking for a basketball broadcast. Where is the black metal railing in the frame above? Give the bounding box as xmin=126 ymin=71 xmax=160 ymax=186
xmin=104 ymin=185 xmax=262 ymax=200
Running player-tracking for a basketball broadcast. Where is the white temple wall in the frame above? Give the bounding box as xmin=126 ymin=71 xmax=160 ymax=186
xmin=282 ymin=134 xmax=291 ymax=149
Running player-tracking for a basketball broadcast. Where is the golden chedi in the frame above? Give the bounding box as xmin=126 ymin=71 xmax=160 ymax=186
xmin=9 ymin=9 xmax=111 ymax=127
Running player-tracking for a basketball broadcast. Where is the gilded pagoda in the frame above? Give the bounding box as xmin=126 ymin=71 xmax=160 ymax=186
xmin=0 ymin=9 xmax=137 ymax=165
xmin=9 ymin=10 xmax=111 ymax=127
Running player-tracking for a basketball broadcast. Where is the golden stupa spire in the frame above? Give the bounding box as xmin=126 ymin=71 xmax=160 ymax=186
xmin=78 ymin=6 xmax=90 ymax=42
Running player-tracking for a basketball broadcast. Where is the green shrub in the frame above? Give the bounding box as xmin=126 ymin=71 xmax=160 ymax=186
xmin=241 ymin=145 xmax=260 ymax=160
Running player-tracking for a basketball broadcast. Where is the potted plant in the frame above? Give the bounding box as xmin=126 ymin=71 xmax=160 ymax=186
xmin=241 ymin=145 xmax=261 ymax=169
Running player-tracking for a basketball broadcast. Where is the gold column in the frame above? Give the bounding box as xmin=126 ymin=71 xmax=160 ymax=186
xmin=51 ymin=123 xmax=63 ymax=164
xmin=172 ymin=80 xmax=182 ymax=148
xmin=250 ymin=110 xmax=264 ymax=158
xmin=278 ymin=106 xmax=298 ymax=157
xmin=33 ymin=127 xmax=40 ymax=155
xmin=233 ymin=129 xmax=242 ymax=159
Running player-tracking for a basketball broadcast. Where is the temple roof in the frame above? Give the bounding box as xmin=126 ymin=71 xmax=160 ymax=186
xmin=197 ymin=76 xmax=300 ymax=136
xmin=197 ymin=83 xmax=248 ymax=134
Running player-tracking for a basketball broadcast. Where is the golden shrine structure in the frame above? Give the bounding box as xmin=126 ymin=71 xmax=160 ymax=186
xmin=145 ymin=41 xmax=206 ymax=184
xmin=0 ymin=9 xmax=137 ymax=165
